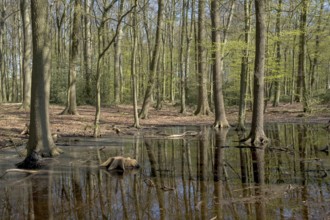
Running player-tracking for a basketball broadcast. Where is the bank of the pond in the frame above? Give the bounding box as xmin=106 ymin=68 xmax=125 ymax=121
xmin=0 ymin=102 xmax=329 ymax=148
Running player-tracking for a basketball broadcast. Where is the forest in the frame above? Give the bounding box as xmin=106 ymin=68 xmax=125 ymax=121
xmin=0 ymin=0 xmax=330 ymax=219
xmin=0 ymin=0 xmax=329 ymax=116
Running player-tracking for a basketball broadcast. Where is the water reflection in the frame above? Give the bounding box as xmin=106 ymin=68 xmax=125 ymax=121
xmin=0 ymin=124 xmax=329 ymax=219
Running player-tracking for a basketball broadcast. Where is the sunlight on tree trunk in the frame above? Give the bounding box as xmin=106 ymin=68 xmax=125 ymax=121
xmin=20 ymin=0 xmax=32 ymax=111
xmin=195 ymin=0 xmax=211 ymax=116
xmin=211 ymin=0 xmax=229 ymax=128
xmin=237 ymin=0 xmax=251 ymax=131
xmin=131 ymin=0 xmax=140 ymax=128
xmin=241 ymin=0 xmax=268 ymax=146
xmin=83 ymin=0 xmax=92 ymax=105
xmin=273 ymin=0 xmax=282 ymax=107
xmin=17 ymin=0 xmax=62 ymax=169
xmin=114 ymin=1 xmax=124 ymax=105
xmin=61 ymin=0 xmax=81 ymax=115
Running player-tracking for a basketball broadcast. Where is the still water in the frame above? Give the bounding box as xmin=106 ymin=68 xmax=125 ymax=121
xmin=0 ymin=124 xmax=329 ymax=219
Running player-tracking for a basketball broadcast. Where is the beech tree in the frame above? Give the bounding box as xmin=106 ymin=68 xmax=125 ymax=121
xmin=241 ymin=0 xmax=268 ymax=145
xmin=20 ymin=0 xmax=32 ymax=110
xmin=211 ymin=0 xmax=229 ymax=128
xmin=83 ymin=0 xmax=92 ymax=104
xmin=237 ymin=0 xmax=251 ymax=131
xmin=61 ymin=0 xmax=81 ymax=115
xmin=17 ymin=0 xmax=62 ymax=169
xmin=272 ymin=0 xmax=282 ymax=107
xmin=298 ymin=0 xmax=310 ymax=113
xmin=195 ymin=0 xmax=211 ymax=116
xmin=179 ymin=0 xmax=186 ymax=113
xmin=93 ymin=2 xmax=136 ymax=137
xmin=114 ymin=0 xmax=124 ymax=105
xmin=139 ymin=0 xmax=164 ymax=119
xmin=130 ymin=0 xmax=139 ymax=128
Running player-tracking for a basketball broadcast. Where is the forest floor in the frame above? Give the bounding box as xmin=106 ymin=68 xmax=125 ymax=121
xmin=0 ymin=102 xmax=329 ymax=148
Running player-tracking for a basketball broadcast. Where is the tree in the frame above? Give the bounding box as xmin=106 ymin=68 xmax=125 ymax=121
xmin=211 ymin=0 xmax=229 ymax=128
xmin=61 ymin=0 xmax=81 ymax=115
xmin=179 ymin=0 xmax=187 ymax=113
xmin=237 ymin=0 xmax=251 ymax=131
xmin=93 ymin=2 xmax=135 ymax=137
xmin=131 ymin=0 xmax=139 ymax=128
xmin=295 ymin=0 xmax=308 ymax=104
xmin=0 ymin=1 xmax=5 ymax=102
xmin=272 ymin=0 xmax=282 ymax=107
xmin=93 ymin=3 xmax=115 ymax=137
xmin=83 ymin=0 xmax=92 ymax=104
xmin=17 ymin=0 xmax=62 ymax=169
xmin=139 ymin=0 xmax=164 ymax=119
xmin=114 ymin=1 xmax=124 ymax=105
xmin=241 ymin=0 xmax=268 ymax=145
xmin=195 ymin=0 xmax=211 ymax=116
xmin=297 ymin=0 xmax=310 ymax=113
xmin=179 ymin=0 xmax=194 ymax=114
xmin=20 ymin=0 xmax=32 ymax=110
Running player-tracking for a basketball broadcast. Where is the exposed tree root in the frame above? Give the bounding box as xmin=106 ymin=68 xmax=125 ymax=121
xmin=213 ymin=121 xmax=230 ymax=128
xmin=194 ymin=108 xmax=213 ymax=116
xmin=252 ymin=135 xmax=269 ymax=146
xmin=239 ymin=133 xmax=269 ymax=146
xmin=16 ymin=151 xmax=43 ymax=169
xmin=132 ymin=122 xmax=141 ymax=129
xmin=60 ymin=107 xmax=79 ymax=115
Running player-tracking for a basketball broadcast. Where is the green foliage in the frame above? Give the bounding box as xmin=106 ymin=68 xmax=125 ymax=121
xmin=318 ymin=90 xmax=330 ymax=104
xmin=50 ymin=59 xmax=68 ymax=104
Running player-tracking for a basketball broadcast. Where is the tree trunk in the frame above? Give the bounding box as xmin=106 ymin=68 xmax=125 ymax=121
xmin=237 ymin=0 xmax=251 ymax=130
xmin=131 ymin=0 xmax=139 ymax=128
xmin=139 ymin=0 xmax=164 ymax=119
xmin=179 ymin=0 xmax=187 ymax=113
xmin=194 ymin=0 xmax=211 ymax=116
xmin=295 ymin=0 xmax=308 ymax=105
xmin=169 ymin=0 xmax=176 ymax=104
xmin=156 ymin=41 xmax=164 ymax=110
xmin=242 ymin=0 xmax=268 ymax=145
xmin=83 ymin=0 xmax=92 ymax=104
xmin=17 ymin=0 xmax=62 ymax=169
xmin=299 ymin=0 xmax=311 ymax=113
xmin=11 ymin=31 xmax=19 ymax=102
xmin=61 ymin=0 xmax=81 ymax=115
xmin=273 ymin=0 xmax=282 ymax=107
xmin=211 ymin=0 xmax=229 ymax=128
xmin=93 ymin=3 xmax=136 ymax=137
xmin=20 ymin=0 xmax=32 ymax=110
xmin=114 ymin=1 xmax=124 ymax=105
xmin=0 ymin=2 xmax=4 ymax=102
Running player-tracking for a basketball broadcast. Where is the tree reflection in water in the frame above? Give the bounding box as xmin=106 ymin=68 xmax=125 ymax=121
xmin=0 ymin=124 xmax=329 ymax=219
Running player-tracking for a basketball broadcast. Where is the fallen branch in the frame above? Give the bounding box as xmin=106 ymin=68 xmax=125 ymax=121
xmin=146 ymin=131 xmax=200 ymax=139
xmin=0 ymin=168 xmax=42 ymax=179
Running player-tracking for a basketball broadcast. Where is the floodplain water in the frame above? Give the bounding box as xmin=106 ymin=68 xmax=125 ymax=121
xmin=0 ymin=124 xmax=329 ymax=219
